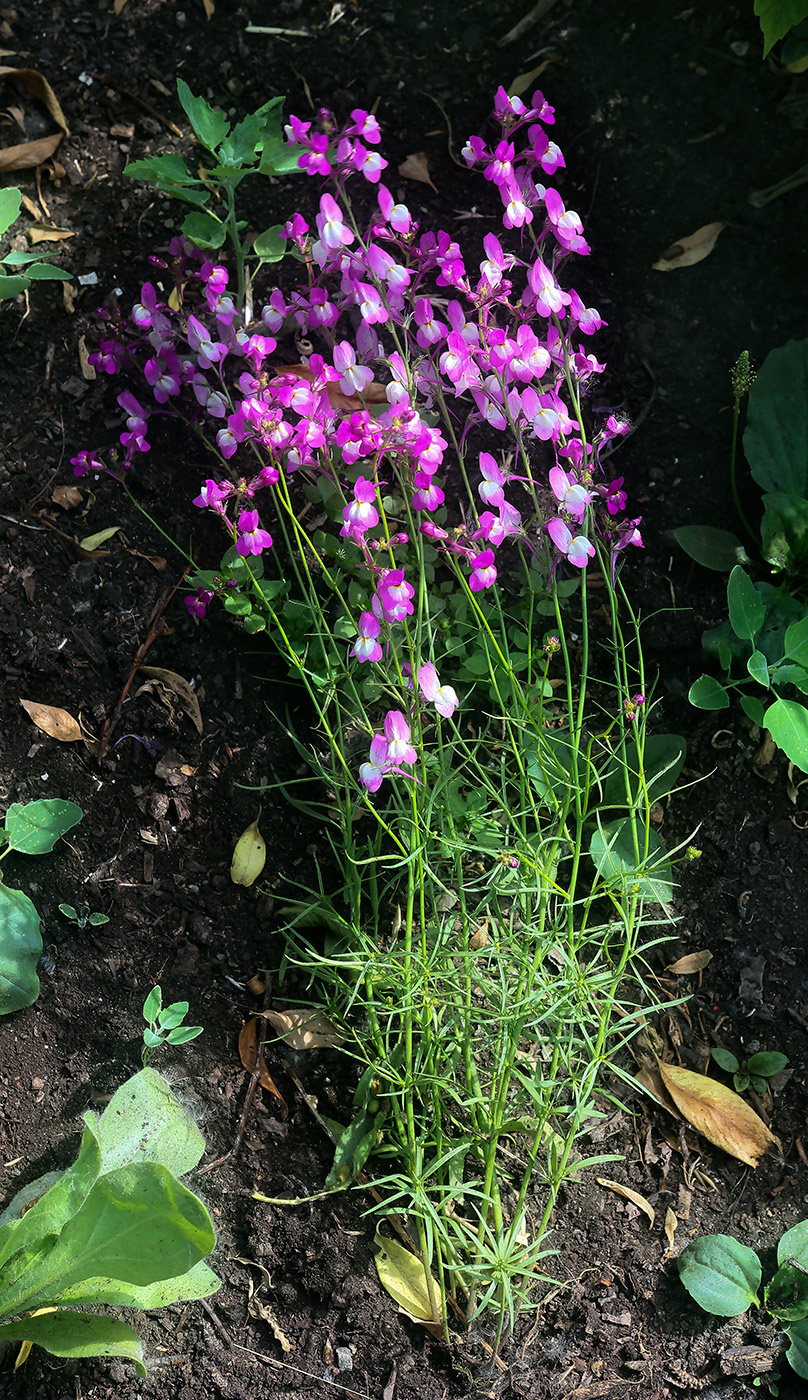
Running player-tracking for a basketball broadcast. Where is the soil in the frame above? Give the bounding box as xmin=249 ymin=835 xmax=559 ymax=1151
xmin=1 ymin=1 xmax=807 ymax=1398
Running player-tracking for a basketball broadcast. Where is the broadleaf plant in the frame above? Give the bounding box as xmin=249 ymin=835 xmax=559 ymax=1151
xmin=0 ymin=798 xmax=83 ymax=1014
xmin=0 ymin=188 xmax=73 ymax=300
xmin=0 ymin=1068 xmax=219 ymax=1376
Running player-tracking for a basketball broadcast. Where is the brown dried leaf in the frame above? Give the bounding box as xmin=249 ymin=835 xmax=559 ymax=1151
xmin=20 ymin=698 xmax=83 ymax=743
xmin=652 ymin=221 xmax=725 ymax=271
xmin=62 ymin=282 xmax=77 ymax=314
xmin=398 ymin=151 xmax=437 ymax=193
xmin=237 ymin=1018 xmax=288 ymax=1111
xmin=120 ymin=543 xmax=167 ymax=571
xmin=271 ymin=363 xmax=387 ymax=412
xmin=259 ymin=1007 xmax=344 ymax=1051
xmin=114 ymin=0 xmax=128 ymax=12
xmin=52 ymin=484 xmax=83 ymax=510
xmin=658 ymin=1060 xmax=778 ymax=1167
xmin=0 ymin=67 xmax=70 ymax=134
xmin=136 ymin=666 xmax=203 ymax=735
xmin=0 ymin=132 xmax=62 ymax=172
xmin=469 ymin=921 xmax=488 ymax=950
xmin=665 ymin=950 xmax=713 ymax=974
xmin=597 ymin=1178 xmax=655 ymax=1228
xmin=202 ymin=0 xmax=215 ymax=16
xmin=665 ymin=1207 xmax=678 ymax=1247
xmin=28 ymin=226 xmax=74 ymax=244
xmin=634 ymin=1064 xmax=681 ymax=1118
xmin=78 ymin=335 xmax=96 ymax=381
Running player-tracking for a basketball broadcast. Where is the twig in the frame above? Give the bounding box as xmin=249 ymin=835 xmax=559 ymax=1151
xmin=96 ymin=581 xmax=182 ymax=760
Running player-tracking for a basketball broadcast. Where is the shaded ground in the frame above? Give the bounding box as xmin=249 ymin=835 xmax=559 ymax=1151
xmin=1 ymin=1 xmax=807 ymax=1397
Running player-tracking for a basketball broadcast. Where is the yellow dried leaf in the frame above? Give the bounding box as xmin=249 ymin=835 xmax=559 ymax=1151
xmin=597 ymin=1178 xmax=655 ymax=1228
xmin=136 ymin=666 xmax=203 ymax=735
xmin=77 ymin=526 xmax=120 ymax=553
xmin=508 ymin=59 xmax=551 ymax=98
xmin=658 ymin=1061 xmax=778 ymax=1167
xmin=28 ymin=226 xmax=74 ymax=243
xmin=78 ymin=335 xmax=96 ymax=381
xmin=665 ymin=1207 xmax=677 ymax=1247
xmin=259 ymin=1007 xmax=343 ymax=1051
xmin=373 ymin=1229 xmax=442 ymax=1328
xmin=398 ymin=152 xmax=437 ymax=193
xmin=51 ymin=484 xmax=83 ymax=510
xmin=665 ymin=950 xmax=712 ymax=974
xmin=230 ymin=818 xmax=266 ymax=887
xmin=202 ymin=0 xmax=215 ymax=16
xmin=20 ymin=698 xmax=83 ymax=743
xmin=652 ymin=221 xmax=725 ymax=271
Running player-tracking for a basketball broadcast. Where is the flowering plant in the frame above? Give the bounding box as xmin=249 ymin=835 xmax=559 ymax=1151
xmin=76 ymin=87 xmax=688 ymax=1342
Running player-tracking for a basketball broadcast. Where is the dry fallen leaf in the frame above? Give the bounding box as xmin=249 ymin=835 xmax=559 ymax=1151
xmin=136 ymin=666 xmax=203 ymax=735
xmin=652 ymin=221 xmax=725 ymax=271
xmin=658 ymin=1060 xmax=778 ymax=1167
xmin=20 ymin=698 xmax=83 ymax=743
xmin=238 ymin=1017 xmax=288 ymax=1111
xmin=77 ymin=526 xmax=120 ymax=553
xmin=232 ymin=1257 xmax=292 ymax=1352
xmin=28 ymin=226 xmax=75 ymax=244
xmin=78 ymin=335 xmax=96 ymax=381
xmin=120 ymin=544 xmax=167 ymax=571
xmin=271 ymin=363 xmax=387 ymax=413
xmin=469 ymin=921 xmax=488 ymax=950
xmin=665 ymin=950 xmax=713 ymax=974
xmin=0 ymin=66 xmax=70 ymax=171
xmin=597 ymin=1178 xmax=655 ymax=1228
xmin=51 ymin=484 xmax=83 ymax=510
xmin=508 ymin=59 xmax=551 ymax=98
xmin=398 ymin=151 xmax=437 ymax=193
xmin=373 ymin=1229 xmax=443 ymax=1334
xmin=258 ymin=1007 xmax=344 ymax=1051
xmin=665 ymin=1207 xmax=678 ymax=1247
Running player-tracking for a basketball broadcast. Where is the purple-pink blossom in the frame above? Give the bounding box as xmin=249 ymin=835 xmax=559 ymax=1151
xmin=547 ymin=518 xmax=595 ymax=568
xmin=417 ymin=663 xmax=459 ymax=719
xmin=236 ymin=509 xmax=272 ymax=557
xmin=350 ymin=611 xmax=382 ymax=664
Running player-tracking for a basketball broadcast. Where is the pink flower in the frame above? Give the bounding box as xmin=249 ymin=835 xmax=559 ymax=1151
xmin=412 ymin=471 xmax=445 ymax=512
xmin=383 ymin=711 xmax=417 ymax=765
xmin=193 ymin=479 xmax=232 ymax=514
xmin=351 ymin=611 xmax=383 ymax=664
xmin=359 ymin=734 xmax=391 ymax=793
xmin=478 ymin=452 xmax=506 ymax=509
xmin=373 ymin=569 xmax=414 ymax=622
xmin=333 ymin=341 xmax=374 ymax=396
xmin=341 ymin=476 xmax=379 ymax=540
xmin=417 ymin=663 xmax=459 ymax=719
xmin=236 ymin=509 xmax=272 ymax=557
xmin=470 ymin=549 xmax=497 ymax=592
xmin=549 ymin=466 xmax=592 ymax=522
xmin=317 ymin=193 xmax=353 ymax=250
xmin=547 ymin=518 xmax=594 ymax=568
xmin=184 ymin=587 xmax=214 ymax=619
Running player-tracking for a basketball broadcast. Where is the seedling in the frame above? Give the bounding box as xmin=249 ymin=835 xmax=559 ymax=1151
xmin=0 ymin=798 xmax=83 ymax=1015
xmin=0 ymin=1068 xmax=219 ymax=1376
xmin=711 ymin=1045 xmax=788 ymax=1094
xmin=142 ymin=984 xmax=203 ymax=1064
xmin=679 ymin=1223 xmax=808 ymax=1381
xmin=58 ymin=901 xmax=110 ymax=930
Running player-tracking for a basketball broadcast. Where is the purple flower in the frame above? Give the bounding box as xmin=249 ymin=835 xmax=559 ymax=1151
xmin=373 ymin=569 xmax=414 ymax=622
xmin=547 ymin=518 xmax=595 ymax=568
xmin=184 ymin=587 xmax=214 ymax=619
xmin=470 ymin=549 xmax=497 ymax=592
xmin=549 ymin=466 xmax=591 ymax=522
xmin=383 ymin=711 xmax=417 ymax=765
xmin=236 ymin=509 xmax=272 ymax=557
xmin=478 ymin=452 xmax=506 ymax=509
xmin=333 ymin=341 xmax=374 ymax=397
xmin=417 ymin=663 xmax=459 ymax=719
xmin=359 ymin=734 xmax=390 ymax=793
xmin=350 ymin=611 xmax=382 ymax=664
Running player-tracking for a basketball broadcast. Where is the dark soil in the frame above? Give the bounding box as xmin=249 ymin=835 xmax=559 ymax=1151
xmin=1 ymin=1 xmax=807 ymax=1398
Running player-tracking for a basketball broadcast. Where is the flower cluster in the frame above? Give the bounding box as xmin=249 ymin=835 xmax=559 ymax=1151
xmin=73 ymin=88 xmax=642 ymax=790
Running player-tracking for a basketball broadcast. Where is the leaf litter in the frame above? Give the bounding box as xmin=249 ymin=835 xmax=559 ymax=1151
xmin=658 ymin=1060 xmax=778 ymax=1167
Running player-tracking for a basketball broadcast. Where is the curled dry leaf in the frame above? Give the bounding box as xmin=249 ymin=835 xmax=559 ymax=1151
xmin=28 ymin=226 xmax=74 ymax=243
xmin=658 ymin=1060 xmax=778 ymax=1167
xmin=665 ymin=1207 xmax=678 ymax=1247
xmin=121 ymin=544 xmax=167 ymax=571
xmin=51 ymin=484 xmax=83 ymax=510
xmin=652 ymin=222 xmax=725 ymax=271
xmin=78 ymin=335 xmax=96 ymax=381
xmin=232 ymin=1256 xmax=293 ymax=1352
xmin=597 ymin=1178 xmax=655 ymax=1228
xmin=634 ymin=1063 xmax=681 ymax=1118
xmin=665 ymin=950 xmax=713 ymax=974
xmin=20 ymin=698 xmax=83 ymax=743
xmin=259 ymin=1006 xmax=344 ymax=1051
xmin=469 ymin=921 xmax=489 ymax=950
xmin=398 ymin=151 xmax=437 ymax=193
xmin=136 ymin=666 xmax=203 ymax=735
xmin=237 ymin=1017 xmax=288 ymax=1112
xmin=0 ymin=66 xmax=70 ymax=171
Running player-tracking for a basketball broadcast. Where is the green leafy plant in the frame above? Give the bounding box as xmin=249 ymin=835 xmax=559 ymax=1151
xmin=141 ymin=985 xmax=203 ymax=1064
xmin=755 ymin=0 xmax=808 ymax=60
xmin=0 ymin=188 xmax=73 ymax=300
xmin=679 ymin=1223 xmax=808 ymax=1382
xmin=677 ymin=341 xmax=808 ymax=772
xmin=711 ymin=1045 xmax=788 ymax=1094
xmin=0 ymin=1068 xmax=218 ymax=1376
xmin=0 ymin=798 xmax=83 ymax=1015
xmin=58 ymin=901 xmax=109 ymax=930
xmin=124 ymin=78 xmax=301 ymax=312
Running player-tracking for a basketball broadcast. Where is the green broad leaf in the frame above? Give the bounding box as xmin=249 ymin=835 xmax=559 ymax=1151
xmin=219 ymin=111 xmax=265 ymax=165
xmin=123 ymin=154 xmax=210 ymax=205
xmin=0 ymin=1312 xmax=146 ymax=1378
xmin=677 ymin=1234 xmax=761 ymax=1315
xmin=157 ymin=1000 xmax=189 ymax=1031
xmin=782 ymin=17 xmax=808 ymax=63
xmin=785 ymin=1317 xmax=808 ymax=1379
xmin=760 ymin=493 xmax=808 ymax=572
xmin=5 ymin=249 xmax=60 ymax=267
xmin=589 ymin=818 xmax=673 ymax=904
xmin=0 ymin=272 xmax=32 ymax=299
xmin=258 ymin=137 xmax=304 ymax=177
xmin=0 ymin=1122 xmax=102 ymax=1273
xmin=728 ymin=566 xmax=765 ymax=641
xmin=142 ymin=986 xmax=162 ymax=1022
xmin=2 ymin=1162 xmax=215 ymax=1316
xmin=778 ymin=1220 xmax=808 ymax=1270
xmin=740 ymin=693 xmax=767 ymax=725
xmin=755 ymin=0 xmax=808 ymax=55
xmin=711 ymin=1047 xmax=740 ymax=1074
xmin=744 ymin=337 xmax=808 ymax=492
xmin=176 ymin=78 xmax=230 ymax=152
xmin=4 ymin=799 xmax=83 ymax=855
xmin=181 ymin=210 xmax=228 ymax=250
xmin=243 ymin=613 xmax=267 ymax=635
xmin=734 ymin=1072 xmax=751 ymax=1093
xmin=763 ymin=696 xmax=808 ymax=772
xmin=46 ymin=1257 xmax=220 ymax=1310
xmin=165 ymin=1025 xmax=203 ymax=1046
xmin=0 ymin=186 xmax=22 ymax=238
xmin=689 ymin=675 xmax=730 ymax=710
xmin=766 ymin=1261 xmax=808 ymax=1322
xmin=598 ymin=734 xmax=687 ymax=812
xmin=91 ymin=1068 xmax=206 ymax=1177
xmin=785 ymin=616 xmax=808 ymax=665
xmin=674 ymin=524 xmax=746 ymax=571
xmin=746 ymin=1051 xmax=788 ymax=1076
xmin=142 ymin=1028 xmax=163 ymax=1048
xmin=747 ymin=650 xmax=770 ymax=688
xmin=21 ymin=263 xmax=72 ymax=282
xmin=253 ymin=225 xmax=288 ymax=263
xmin=0 ymin=884 xmax=42 ymax=1015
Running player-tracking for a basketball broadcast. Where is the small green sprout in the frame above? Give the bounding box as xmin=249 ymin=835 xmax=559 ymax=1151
xmin=58 ymin=902 xmax=109 ymax=930
xmin=142 ymin=985 xmax=203 ymax=1065
xmin=711 ymin=1045 xmax=788 ymax=1095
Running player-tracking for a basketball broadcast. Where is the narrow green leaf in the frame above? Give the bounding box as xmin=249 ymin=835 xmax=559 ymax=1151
xmin=0 ymin=1312 xmax=146 ymax=1377
xmin=678 ymin=1234 xmax=761 ymax=1315
xmin=165 ymin=1025 xmax=203 ymax=1046
xmin=22 ymin=264 xmax=72 ymax=282
xmin=728 ymin=567 xmax=765 ymax=641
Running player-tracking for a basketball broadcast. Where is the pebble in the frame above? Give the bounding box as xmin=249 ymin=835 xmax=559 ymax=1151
xmin=335 ymin=1347 xmax=353 ymax=1371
